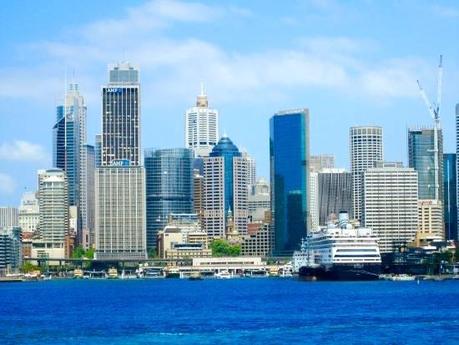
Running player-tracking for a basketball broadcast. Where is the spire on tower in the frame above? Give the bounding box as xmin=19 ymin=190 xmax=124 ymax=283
xmin=196 ymin=82 xmax=208 ymax=107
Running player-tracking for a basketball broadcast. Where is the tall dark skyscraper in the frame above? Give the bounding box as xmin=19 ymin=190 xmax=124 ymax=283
xmin=270 ymin=109 xmax=309 ymax=255
xmin=408 ymin=128 xmax=443 ymax=201
xmin=144 ymin=148 xmax=194 ymax=250
xmin=444 ymin=153 xmax=457 ymax=241
xmin=101 ymin=62 xmax=140 ymax=166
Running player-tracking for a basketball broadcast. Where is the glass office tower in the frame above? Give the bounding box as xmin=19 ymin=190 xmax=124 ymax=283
xmin=408 ymin=128 xmax=443 ymax=200
xmin=144 ymin=148 xmax=193 ymax=250
xmin=270 ymin=109 xmax=309 ymax=255
xmin=443 ymin=153 xmax=457 ymax=241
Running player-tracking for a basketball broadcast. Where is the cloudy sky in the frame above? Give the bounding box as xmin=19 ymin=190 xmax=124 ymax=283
xmin=1 ymin=0 xmax=459 ymax=206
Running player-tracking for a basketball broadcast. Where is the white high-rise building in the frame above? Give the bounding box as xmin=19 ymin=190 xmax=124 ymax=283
xmin=18 ymin=192 xmax=39 ymax=233
xmin=185 ymin=85 xmax=219 ymax=157
xmin=95 ymin=165 xmax=146 ymax=260
xmin=248 ymin=178 xmax=270 ymax=222
xmin=35 ymin=169 xmax=69 ymax=258
xmin=0 ymin=207 xmax=18 ymax=230
xmin=202 ymin=137 xmax=249 ymax=238
xmin=362 ymin=162 xmax=418 ymax=253
xmin=309 ymin=172 xmax=319 ymax=230
xmin=242 ymin=151 xmax=257 ymax=186
xmin=81 ymin=144 xmax=95 ymax=248
xmin=350 ymin=126 xmax=383 ymax=221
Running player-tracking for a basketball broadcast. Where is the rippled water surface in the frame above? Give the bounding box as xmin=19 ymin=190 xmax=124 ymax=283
xmin=1 ymin=279 xmax=459 ymax=344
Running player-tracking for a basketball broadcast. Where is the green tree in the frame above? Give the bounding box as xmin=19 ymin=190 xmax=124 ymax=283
xmin=84 ymin=247 xmax=95 ymax=259
xmin=210 ymin=239 xmax=240 ymax=257
xmin=72 ymin=245 xmax=85 ymax=259
xmin=21 ymin=261 xmax=40 ymax=273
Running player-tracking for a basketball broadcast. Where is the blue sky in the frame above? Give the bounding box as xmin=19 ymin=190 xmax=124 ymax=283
xmin=1 ymin=0 xmax=459 ymax=206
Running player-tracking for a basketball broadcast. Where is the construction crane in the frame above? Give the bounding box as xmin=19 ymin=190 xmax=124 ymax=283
xmin=416 ymin=55 xmax=443 ymax=201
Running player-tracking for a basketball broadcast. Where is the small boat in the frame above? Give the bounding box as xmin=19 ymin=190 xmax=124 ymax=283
xmin=107 ymin=268 xmax=118 ymax=279
xmin=389 ymin=274 xmax=416 ymax=281
xmin=215 ymin=270 xmax=233 ymax=279
xmin=188 ymin=272 xmax=202 ymax=280
xmin=73 ymin=268 xmax=84 ymax=279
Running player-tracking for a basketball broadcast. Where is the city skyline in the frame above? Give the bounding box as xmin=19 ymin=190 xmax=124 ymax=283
xmin=1 ymin=0 xmax=459 ymax=206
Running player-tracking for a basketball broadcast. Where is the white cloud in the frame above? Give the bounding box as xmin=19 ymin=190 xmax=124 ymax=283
xmin=0 ymin=0 xmax=432 ymax=105
xmin=0 ymin=140 xmax=49 ymax=162
xmin=0 ymin=173 xmax=16 ymax=195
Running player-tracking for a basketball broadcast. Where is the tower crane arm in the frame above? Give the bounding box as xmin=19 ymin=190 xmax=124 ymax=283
xmin=417 ymin=80 xmax=436 ymax=120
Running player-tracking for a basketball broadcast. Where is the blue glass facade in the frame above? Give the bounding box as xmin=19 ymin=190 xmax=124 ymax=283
xmin=443 ymin=153 xmax=457 ymax=241
xmin=145 ymin=148 xmax=193 ymax=250
xmin=408 ymin=128 xmax=443 ymax=200
xmin=270 ymin=110 xmax=309 ymax=255
xmin=53 ymin=106 xmax=65 ymax=170
xmin=210 ymin=137 xmax=241 ymax=214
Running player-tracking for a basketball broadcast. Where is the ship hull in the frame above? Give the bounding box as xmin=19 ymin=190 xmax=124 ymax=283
xmin=299 ymin=264 xmax=381 ymax=281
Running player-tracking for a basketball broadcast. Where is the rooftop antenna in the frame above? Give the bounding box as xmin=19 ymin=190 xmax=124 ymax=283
xmin=416 ymin=55 xmax=443 ymax=201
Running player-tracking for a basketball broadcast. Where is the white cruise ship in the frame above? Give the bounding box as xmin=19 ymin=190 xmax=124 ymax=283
xmin=293 ymin=211 xmax=382 ymax=280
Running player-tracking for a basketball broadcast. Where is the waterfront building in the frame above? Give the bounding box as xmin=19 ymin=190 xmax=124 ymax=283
xmin=350 ymin=126 xmax=383 ymax=221
xmin=318 ymin=169 xmax=352 ymax=226
xmin=101 ymin=62 xmax=140 ymax=166
xmin=80 ymin=144 xmax=95 ymax=248
xmin=443 ymin=153 xmax=457 ymax=241
xmin=156 ymin=214 xmax=210 ymax=259
xmin=362 ymin=162 xmax=418 ymax=253
xmin=418 ymin=199 xmax=444 ymax=240
xmin=144 ymin=148 xmax=194 ymax=250
xmin=248 ymin=178 xmax=270 ymax=222
xmin=185 ymin=85 xmax=219 ymax=157
xmin=34 ymin=169 xmax=69 ymax=259
xmin=0 ymin=227 xmax=22 ymax=274
xmin=18 ymin=192 xmax=39 ymax=233
xmin=202 ymin=136 xmax=249 ymax=238
xmin=95 ymin=163 xmax=146 ymax=260
xmin=310 ymin=154 xmax=335 ymax=172
xmin=408 ymin=128 xmax=444 ymax=200
xmin=0 ymin=207 xmax=18 ymax=230
xmin=270 ymin=109 xmax=310 ymax=255
xmin=241 ymin=222 xmax=273 ymax=257
xmin=457 ymin=104 xmax=459 ymax=240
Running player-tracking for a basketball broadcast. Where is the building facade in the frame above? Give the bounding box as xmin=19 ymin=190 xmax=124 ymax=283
xmin=362 ymin=162 xmax=418 ymax=253
xmin=202 ymin=136 xmax=249 ymax=238
xmin=0 ymin=207 xmax=18 ymax=230
xmin=443 ymin=153 xmax=457 ymax=241
xmin=0 ymin=227 xmax=22 ymax=274
xmin=95 ymin=164 xmax=146 ymax=260
xmin=18 ymin=192 xmax=39 ymax=233
xmin=35 ymin=169 xmax=69 ymax=259
xmin=248 ymin=178 xmax=270 ymax=222
xmin=185 ymin=85 xmax=219 ymax=157
xmin=350 ymin=126 xmax=383 ymax=222
xmin=310 ymin=154 xmax=335 ymax=172
xmin=81 ymin=144 xmax=95 ymax=247
xmin=408 ymin=128 xmax=444 ymax=200
xmin=101 ymin=62 xmax=140 ymax=166
xmin=318 ymin=169 xmax=352 ymax=226
xmin=270 ymin=109 xmax=310 ymax=255
xmin=418 ymin=199 xmax=444 ymax=240
xmin=144 ymin=148 xmax=194 ymax=250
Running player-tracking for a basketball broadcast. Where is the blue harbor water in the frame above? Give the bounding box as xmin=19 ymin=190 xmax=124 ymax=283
xmin=1 ymin=279 xmax=459 ymax=344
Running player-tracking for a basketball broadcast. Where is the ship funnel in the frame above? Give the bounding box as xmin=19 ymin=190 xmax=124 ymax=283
xmin=338 ymin=211 xmax=349 ymax=229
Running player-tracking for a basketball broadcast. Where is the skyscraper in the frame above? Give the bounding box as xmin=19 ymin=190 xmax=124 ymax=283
xmin=185 ymin=85 xmax=219 ymax=157
xmin=144 ymin=148 xmax=194 ymax=250
xmin=408 ymin=128 xmax=444 ymax=200
xmin=36 ymin=169 xmax=69 ymax=258
xmin=0 ymin=207 xmax=18 ymax=230
xmin=270 ymin=109 xmax=310 ymax=255
xmin=310 ymin=154 xmax=335 ymax=172
xmin=418 ymin=199 xmax=444 ymax=240
xmin=362 ymin=162 xmax=418 ymax=253
xmin=457 ymin=104 xmax=459 ymax=241
xmin=203 ymin=136 xmax=249 ymax=238
xmin=53 ymin=83 xmax=89 ymax=246
xmin=95 ymin=164 xmax=146 ymax=260
xmin=81 ymin=145 xmax=95 ymax=247
xmin=350 ymin=126 xmax=383 ymax=221
xmin=95 ymin=62 xmax=146 ymax=259
xmin=95 ymin=134 xmax=102 ymax=168
xmin=101 ymin=62 xmax=140 ymax=166
xmin=318 ymin=169 xmax=352 ymax=226
xmin=242 ymin=151 xmax=257 ymax=186
xmin=444 ymin=153 xmax=457 ymax=240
